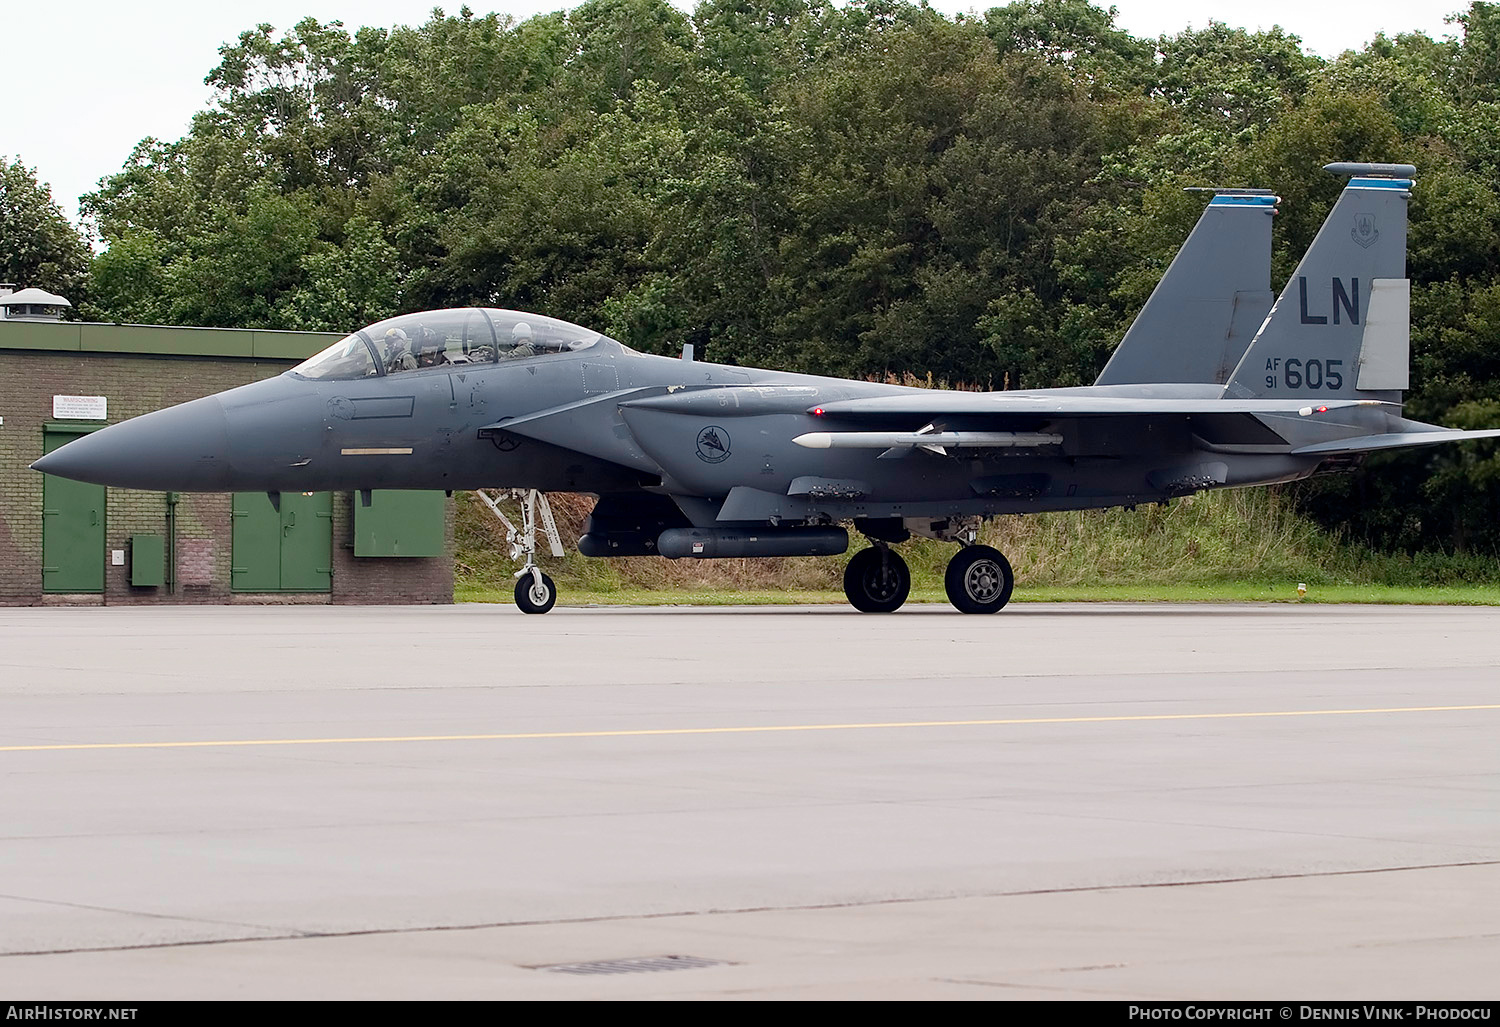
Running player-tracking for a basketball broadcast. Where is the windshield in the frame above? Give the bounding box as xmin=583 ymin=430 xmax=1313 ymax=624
xmin=294 ymin=335 xmax=380 ymax=380
xmin=293 ymin=309 xmax=605 ymax=380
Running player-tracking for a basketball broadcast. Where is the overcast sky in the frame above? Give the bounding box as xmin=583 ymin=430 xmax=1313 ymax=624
xmin=1 ymin=1 xmax=1466 ymax=228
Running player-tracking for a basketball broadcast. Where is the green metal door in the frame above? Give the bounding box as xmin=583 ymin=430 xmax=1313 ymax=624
xmin=41 ymin=428 xmax=105 ymax=593
xmin=231 ymin=492 xmax=283 ymax=591
xmin=232 ymin=492 xmax=332 ymax=592
xmin=279 ymin=492 xmax=333 ymax=591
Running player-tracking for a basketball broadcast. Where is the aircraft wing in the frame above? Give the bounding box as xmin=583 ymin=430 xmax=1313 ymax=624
xmin=801 ymin=395 xmax=1498 ymax=458
xmin=807 ymin=394 xmax=1382 ymax=421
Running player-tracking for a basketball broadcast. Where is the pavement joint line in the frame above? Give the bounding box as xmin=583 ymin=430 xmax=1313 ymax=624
xmin=2 ymin=859 xmax=1498 ymax=961
xmin=2 ymin=704 xmax=1498 ymax=753
xmin=0 ymin=890 xmax=312 ymax=936
xmin=9 ymin=664 xmax=1500 ymax=700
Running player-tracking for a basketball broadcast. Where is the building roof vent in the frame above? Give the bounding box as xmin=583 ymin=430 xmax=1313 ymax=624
xmin=0 ymin=287 xmax=72 ymax=321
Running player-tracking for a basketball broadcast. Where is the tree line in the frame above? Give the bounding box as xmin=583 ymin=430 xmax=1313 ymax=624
xmin=5 ymin=0 xmax=1500 ymax=554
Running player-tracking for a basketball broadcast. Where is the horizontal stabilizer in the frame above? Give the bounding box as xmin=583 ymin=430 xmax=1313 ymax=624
xmin=1291 ymin=428 xmax=1500 ymax=456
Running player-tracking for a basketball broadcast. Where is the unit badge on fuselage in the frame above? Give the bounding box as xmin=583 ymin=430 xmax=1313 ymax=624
xmin=695 ymin=425 xmax=731 ymax=463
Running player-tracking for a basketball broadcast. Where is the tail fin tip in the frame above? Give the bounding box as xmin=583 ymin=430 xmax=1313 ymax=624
xmin=1324 ymin=162 xmax=1417 ymax=179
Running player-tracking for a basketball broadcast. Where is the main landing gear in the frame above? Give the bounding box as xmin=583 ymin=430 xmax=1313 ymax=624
xmin=942 ymin=545 xmax=1014 ymax=614
xmin=843 ymin=546 xmax=911 ymax=613
xmin=475 ymin=489 xmax=563 ymax=614
xmin=841 ymin=524 xmax=1015 ymax=615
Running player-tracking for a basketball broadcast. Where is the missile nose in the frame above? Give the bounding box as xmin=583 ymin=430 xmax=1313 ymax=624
xmin=30 ymin=396 xmax=233 ymax=490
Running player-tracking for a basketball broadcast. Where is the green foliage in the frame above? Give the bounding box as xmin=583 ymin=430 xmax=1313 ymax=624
xmin=82 ymin=232 xmax=171 ymax=324
xmin=284 ymin=215 xmax=405 ymax=331
xmin=69 ymin=0 xmax=1500 ymax=557
xmin=1153 ymin=22 xmax=1321 ymax=140
xmin=0 ymin=158 xmax=91 ymax=303
xmin=984 ymin=0 xmax=1155 ymax=91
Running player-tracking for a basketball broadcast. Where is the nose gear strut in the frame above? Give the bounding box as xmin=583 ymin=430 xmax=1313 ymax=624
xmin=474 ymin=489 xmax=564 ymax=613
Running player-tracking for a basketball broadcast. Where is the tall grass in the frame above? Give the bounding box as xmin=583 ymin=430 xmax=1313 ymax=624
xmin=455 ymin=486 xmax=1500 ymax=596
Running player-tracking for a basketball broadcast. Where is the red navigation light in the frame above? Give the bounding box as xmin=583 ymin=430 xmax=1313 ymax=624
xmin=812 ymin=407 xmax=825 ymax=417
xmin=1315 ymin=405 xmax=1328 ymax=414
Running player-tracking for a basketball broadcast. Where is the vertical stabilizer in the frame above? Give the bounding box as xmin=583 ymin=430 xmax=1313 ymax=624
xmin=1225 ymin=164 xmax=1415 ymax=403
xmin=1096 ymin=190 xmax=1276 ymax=386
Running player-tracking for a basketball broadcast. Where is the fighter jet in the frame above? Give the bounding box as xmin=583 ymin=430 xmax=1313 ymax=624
xmin=33 ymin=163 xmax=1500 ymax=613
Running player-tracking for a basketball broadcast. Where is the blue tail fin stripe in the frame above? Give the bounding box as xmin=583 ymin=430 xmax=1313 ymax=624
xmin=1208 ymin=195 xmax=1279 ymax=207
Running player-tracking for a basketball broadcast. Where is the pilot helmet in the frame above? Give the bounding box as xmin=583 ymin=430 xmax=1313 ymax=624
xmin=512 ymin=322 xmax=533 ymax=343
xmin=384 ymin=327 xmax=409 ymax=350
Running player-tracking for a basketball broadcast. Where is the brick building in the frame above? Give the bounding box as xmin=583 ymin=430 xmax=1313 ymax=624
xmin=0 ymin=300 xmax=454 ymax=606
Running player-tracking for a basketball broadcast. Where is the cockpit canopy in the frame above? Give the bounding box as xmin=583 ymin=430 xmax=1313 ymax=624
xmin=292 ymin=309 xmax=607 ymax=380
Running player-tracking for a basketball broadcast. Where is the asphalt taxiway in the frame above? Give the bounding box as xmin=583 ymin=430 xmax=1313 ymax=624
xmin=1 ymin=603 xmax=1497 ymax=999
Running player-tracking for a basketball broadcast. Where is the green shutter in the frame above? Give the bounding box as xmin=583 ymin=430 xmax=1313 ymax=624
xmin=353 ymin=490 xmax=446 ymax=557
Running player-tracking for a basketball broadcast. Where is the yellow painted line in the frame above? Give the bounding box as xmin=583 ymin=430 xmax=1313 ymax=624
xmin=3 ymin=704 xmax=1498 ymax=753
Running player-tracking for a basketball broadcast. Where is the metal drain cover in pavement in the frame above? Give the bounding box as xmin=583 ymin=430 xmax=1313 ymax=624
xmin=533 ymin=954 xmax=730 ymax=976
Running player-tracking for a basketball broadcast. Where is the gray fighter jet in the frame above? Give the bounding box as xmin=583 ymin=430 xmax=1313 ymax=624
xmin=33 ymin=163 xmax=1500 ymax=613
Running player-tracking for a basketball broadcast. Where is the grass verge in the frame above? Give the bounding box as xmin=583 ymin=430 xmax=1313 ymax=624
xmin=455 ymin=487 xmax=1500 ymax=606
xmin=457 ymin=583 xmax=1500 ymax=606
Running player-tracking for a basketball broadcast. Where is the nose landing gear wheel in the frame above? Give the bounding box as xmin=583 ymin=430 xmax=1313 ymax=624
xmin=514 ymin=571 xmax=557 ymax=614
xmin=843 ymin=547 xmax=911 ymax=613
xmin=944 ymin=545 xmax=1014 ymax=614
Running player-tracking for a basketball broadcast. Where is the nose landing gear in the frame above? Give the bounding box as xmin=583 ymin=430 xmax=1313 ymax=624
xmin=475 ymin=488 xmax=564 ymax=614
xmin=514 ymin=569 xmax=558 ymax=614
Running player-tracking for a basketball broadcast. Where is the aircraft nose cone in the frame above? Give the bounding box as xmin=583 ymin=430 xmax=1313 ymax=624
xmin=30 ymin=396 xmax=233 ymax=490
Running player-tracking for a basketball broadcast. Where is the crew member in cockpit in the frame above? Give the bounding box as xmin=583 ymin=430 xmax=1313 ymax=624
xmin=385 ymin=328 xmax=417 ymax=373
xmin=416 ymin=328 xmax=448 ymax=368
xmin=504 ymin=321 xmax=537 ymax=359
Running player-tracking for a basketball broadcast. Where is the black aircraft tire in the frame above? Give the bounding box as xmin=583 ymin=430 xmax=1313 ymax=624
xmin=843 ymin=547 xmax=911 ymax=613
xmin=514 ymin=572 xmax=558 ymax=614
xmin=944 ymin=545 xmax=1014 ymax=614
